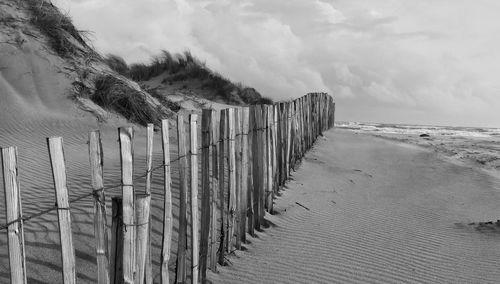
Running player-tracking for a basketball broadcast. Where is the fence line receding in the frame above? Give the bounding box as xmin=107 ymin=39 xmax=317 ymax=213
xmin=1 ymin=92 xmax=335 ymax=283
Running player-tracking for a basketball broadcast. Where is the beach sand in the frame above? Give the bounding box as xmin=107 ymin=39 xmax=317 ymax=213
xmin=210 ymin=129 xmax=500 ymax=284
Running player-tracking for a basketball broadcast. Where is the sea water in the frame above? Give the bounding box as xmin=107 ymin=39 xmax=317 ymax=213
xmin=336 ymin=121 xmax=500 ymax=171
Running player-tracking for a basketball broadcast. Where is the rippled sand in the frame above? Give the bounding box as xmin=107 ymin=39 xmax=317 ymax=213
xmin=211 ymin=129 xmax=500 ymax=284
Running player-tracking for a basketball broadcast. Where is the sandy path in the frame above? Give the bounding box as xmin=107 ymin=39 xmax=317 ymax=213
xmin=210 ymin=129 xmax=500 ymax=284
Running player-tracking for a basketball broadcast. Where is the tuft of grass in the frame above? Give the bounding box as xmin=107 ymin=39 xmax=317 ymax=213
xmin=258 ymin=96 xmax=274 ymax=105
xmin=148 ymin=88 xmax=181 ymax=112
xmin=128 ymin=50 xmax=203 ymax=81
xmin=26 ymin=0 xmax=90 ymax=57
xmin=104 ymin=54 xmax=129 ymax=77
xmin=91 ymin=75 xmax=164 ymax=126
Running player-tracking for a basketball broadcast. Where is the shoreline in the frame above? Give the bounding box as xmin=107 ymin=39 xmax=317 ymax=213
xmin=340 ymin=128 xmax=500 ymax=180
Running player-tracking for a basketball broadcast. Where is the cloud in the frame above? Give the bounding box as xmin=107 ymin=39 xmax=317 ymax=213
xmin=56 ymin=0 xmax=500 ymax=127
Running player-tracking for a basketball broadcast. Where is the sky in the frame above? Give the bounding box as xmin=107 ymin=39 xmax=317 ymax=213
xmin=54 ymin=0 xmax=500 ymax=127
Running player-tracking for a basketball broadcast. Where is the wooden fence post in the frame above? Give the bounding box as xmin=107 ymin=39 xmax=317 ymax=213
xmin=259 ymin=106 xmax=267 ymax=223
xmin=209 ymin=110 xmax=219 ymax=271
xmin=144 ymin=124 xmax=153 ymax=284
xmin=190 ymin=114 xmax=200 ymax=284
xmin=252 ymin=105 xmax=262 ymax=230
xmin=247 ymin=106 xmax=255 ymax=236
xmin=135 ymin=194 xmax=151 ymax=284
xmin=118 ymin=127 xmax=135 ymax=284
xmin=47 ymin=137 xmax=76 ymax=284
xmin=265 ymin=106 xmax=273 ymax=213
xmin=1 ymin=146 xmax=27 ymax=284
xmin=227 ymin=108 xmax=236 ymax=252
xmin=234 ymin=108 xmax=242 ymax=250
xmin=272 ymin=105 xmax=279 ymax=193
xmin=332 ymin=102 xmax=336 ymax=128
xmin=239 ymin=108 xmax=249 ymax=244
xmin=88 ymin=131 xmax=109 ymax=284
xmin=176 ymin=115 xmax=188 ymax=284
xmin=261 ymin=106 xmax=268 ymax=215
xmin=286 ymin=102 xmax=292 ymax=177
xmin=279 ymin=103 xmax=285 ymax=186
xmin=160 ymin=119 xmax=173 ymax=284
xmin=217 ymin=109 xmax=227 ymax=264
xmin=110 ymin=197 xmax=123 ymax=284
xmin=200 ymin=110 xmax=211 ymax=281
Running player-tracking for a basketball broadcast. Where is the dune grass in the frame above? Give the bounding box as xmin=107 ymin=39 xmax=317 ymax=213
xmin=148 ymin=88 xmax=182 ymax=112
xmin=26 ymin=0 xmax=90 ymax=57
xmin=91 ymin=75 xmax=165 ymax=126
xmin=104 ymin=51 xmax=273 ymax=105
xmin=103 ymin=54 xmax=129 ymax=77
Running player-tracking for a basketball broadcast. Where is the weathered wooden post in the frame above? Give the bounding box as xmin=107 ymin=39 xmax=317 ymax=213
xmin=135 ymin=193 xmax=150 ymax=284
xmin=239 ymin=107 xmax=249 ymax=244
xmin=1 ymin=146 xmax=27 ymax=284
xmin=160 ymin=119 xmax=173 ymax=284
xmin=110 ymin=197 xmax=123 ymax=284
xmin=273 ymin=104 xmax=279 ymax=193
xmin=261 ymin=106 xmax=268 ymax=214
xmin=234 ymin=108 xmax=242 ymax=250
xmin=144 ymin=124 xmax=153 ymax=284
xmin=252 ymin=105 xmax=262 ymax=230
xmin=176 ymin=115 xmax=188 ymax=284
xmin=247 ymin=106 xmax=256 ymax=236
xmin=227 ymin=108 xmax=236 ymax=252
xmin=209 ymin=110 xmax=219 ymax=271
xmin=190 ymin=114 xmax=200 ymax=284
xmin=118 ymin=127 xmax=135 ymax=284
xmin=200 ymin=110 xmax=211 ymax=281
xmin=218 ymin=109 xmax=227 ymax=264
xmin=47 ymin=137 xmax=76 ymax=284
xmin=88 ymin=131 xmax=109 ymax=284
xmin=286 ymin=102 xmax=292 ymax=177
xmin=265 ymin=105 xmax=273 ymax=213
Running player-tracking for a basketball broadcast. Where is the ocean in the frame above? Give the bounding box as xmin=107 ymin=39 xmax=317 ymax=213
xmin=335 ymin=121 xmax=500 ymax=172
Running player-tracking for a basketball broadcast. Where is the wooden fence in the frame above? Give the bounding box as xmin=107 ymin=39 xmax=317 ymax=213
xmin=1 ymin=92 xmax=334 ymax=283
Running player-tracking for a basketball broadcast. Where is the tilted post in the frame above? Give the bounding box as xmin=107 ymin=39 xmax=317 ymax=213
xmin=88 ymin=131 xmax=109 ymax=284
xmin=160 ymin=119 xmax=173 ymax=284
xmin=1 ymin=146 xmax=27 ymax=284
xmin=47 ymin=137 xmax=76 ymax=284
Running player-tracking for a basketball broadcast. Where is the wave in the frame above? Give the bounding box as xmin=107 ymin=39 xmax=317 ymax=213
xmin=335 ymin=121 xmax=500 ymax=138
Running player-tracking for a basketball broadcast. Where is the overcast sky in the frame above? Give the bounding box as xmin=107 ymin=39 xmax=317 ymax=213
xmin=55 ymin=0 xmax=500 ymax=127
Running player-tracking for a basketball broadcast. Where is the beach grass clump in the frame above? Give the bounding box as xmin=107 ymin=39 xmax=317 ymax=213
xmin=91 ymin=75 xmax=164 ymax=126
xmin=128 ymin=50 xmax=202 ymax=81
xmin=103 ymin=54 xmax=129 ymax=77
xmin=148 ymin=88 xmax=182 ymax=112
xmin=26 ymin=0 xmax=90 ymax=57
xmin=258 ymin=96 xmax=273 ymax=105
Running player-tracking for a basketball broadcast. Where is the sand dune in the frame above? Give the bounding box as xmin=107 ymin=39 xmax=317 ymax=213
xmin=0 ymin=48 xmax=180 ymax=281
xmin=210 ymin=129 xmax=500 ymax=284
xmin=0 ymin=27 xmax=235 ymax=282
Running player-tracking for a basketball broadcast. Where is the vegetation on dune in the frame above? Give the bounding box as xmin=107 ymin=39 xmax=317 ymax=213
xmin=104 ymin=51 xmax=273 ymax=105
xmin=18 ymin=0 xmax=272 ymax=125
xmin=25 ymin=0 xmax=91 ymax=57
xmin=91 ymin=75 xmax=166 ymax=126
xmin=147 ymin=88 xmax=182 ymax=112
xmin=103 ymin=54 xmax=129 ymax=77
